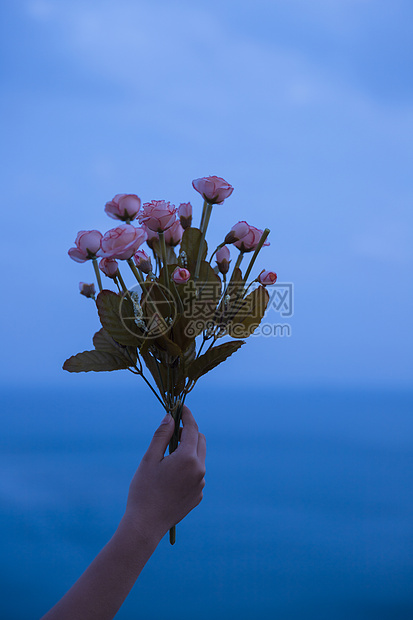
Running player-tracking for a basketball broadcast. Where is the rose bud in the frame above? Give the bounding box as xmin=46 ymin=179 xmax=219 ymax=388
xmin=141 ymin=224 xmax=159 ymax=250
xmin=104 ymin=194 xmax=141 ymax=222
xmin=68 ymin=230 xmax=103 ymax=263
xmin=98 ymin=224 xmax=147 ymax=260
xmin=79 ymin=282 xmax=96 ymax=298
xmin=216 ymin=245 xmax=231 ymax=275
xmin=224 ymin=221 xmax=250 ymax=245
xmin=258 ymin=270 xmax=277 ymax=286
xmin=178 ymin=202 xmax=192 ymax=229
xmin=134 ymin=249 xmax=152 ymax=274
xmin=234 ymin=224 xmax=270 ymax=253
xmin=138 ymin=200 xmax=177 ymax=232
xmin=192 ymin=175 xmax=234 ymax=204
xmin=172 ymin=267 xmax=191 ymax=284
xmin=164 ymin=220 xmax=184 ymax=246
xmin=99 ymin=257 xmax=119 ymax=278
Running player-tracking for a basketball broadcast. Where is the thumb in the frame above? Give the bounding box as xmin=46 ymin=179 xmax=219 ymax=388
xmin=145 ymin=413 xmax=174 ymax=461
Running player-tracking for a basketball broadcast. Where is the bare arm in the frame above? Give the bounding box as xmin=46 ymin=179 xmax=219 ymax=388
xmin=40 ymin=406 xmax=206 ymax=620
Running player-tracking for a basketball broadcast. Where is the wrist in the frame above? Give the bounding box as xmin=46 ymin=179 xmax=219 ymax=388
xmin=116 ymin=511 xmax=164 ymax=553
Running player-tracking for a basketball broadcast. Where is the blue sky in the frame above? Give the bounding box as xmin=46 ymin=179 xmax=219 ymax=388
xmin=1 ymin=0 xmax=412 ymax=388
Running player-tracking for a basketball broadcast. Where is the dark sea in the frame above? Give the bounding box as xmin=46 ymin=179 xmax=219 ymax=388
xmin=1 ymin=385 xmax=412 ymax=620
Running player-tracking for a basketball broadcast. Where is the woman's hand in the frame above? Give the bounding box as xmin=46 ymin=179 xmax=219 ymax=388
xmin=122 ymin=405 xmax=206 ymax=543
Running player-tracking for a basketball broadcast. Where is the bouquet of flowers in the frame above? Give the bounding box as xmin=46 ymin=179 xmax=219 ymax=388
xmin=65 ymin=175 xmax=277 ymax=544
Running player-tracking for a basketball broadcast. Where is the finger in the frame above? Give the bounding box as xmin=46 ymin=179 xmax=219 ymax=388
xmin=144 ymin=413 xmax=174 ymax=462
xmin=178 ymin=405 xmax=199 ymax=454
xmin=197 ymin=432 xmax=206 ymax=465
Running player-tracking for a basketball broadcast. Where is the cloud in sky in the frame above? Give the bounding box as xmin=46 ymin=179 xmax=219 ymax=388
xmin=1 ymin=0 xmax=412 ymax=387
xmin=23 ymin=0 xmax=412 ymax=107
xmin=26 ymin=0 xmax=325 ymax=107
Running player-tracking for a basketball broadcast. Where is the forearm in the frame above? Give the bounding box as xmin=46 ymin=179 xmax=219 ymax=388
xmin=40 ymin=516 xmax=161 ymax=620
xmin=40 ymin=407 xmax=206 ymax=620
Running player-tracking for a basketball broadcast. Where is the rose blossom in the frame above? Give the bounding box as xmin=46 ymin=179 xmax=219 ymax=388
xmin=138 ymin=200 xmax=177 ymax=232
xmin=216 ymin=245 xmax=231 ymax=275
xmin=258 ymin=270 xmax=277 ymax=286
xmin=134 ymin=249 xmax=152 ymax=274
xmin=79 ymin=282 xmax=96 ymax=298
xmin=104 ymin=194 xmax=141 ymax=222
xmin=192 ymin=175 xmax=234 ymax=204
xmin=172 ymin=267 xmax=190 ymax=284
xmin=99 ymin=257 xmax=119 ymax=278
xmin=68 ymin=230 xmax=102 ymax=263
xmin=234 ymin=224 xmax=270 ymax=253
xmin=224 ymin=221 xmax=250 ymax=245
xmin=164 ymin=220 xmax=184 ymax=246
xmin=178 ymin=202 xmax=192 ymax=229
xmin=98 ymin=224 xmax=147 ymax=260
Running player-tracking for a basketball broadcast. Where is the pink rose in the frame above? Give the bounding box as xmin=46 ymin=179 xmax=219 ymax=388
xmin=234 ymin=224 xmax=270 ymax=253
xmin=172 ymin=267 xmax=191 ymax=284
xmin=216 ymin=245 xmax=231 ymax=275
xmin=98 ymin=224 xmax=147 ymax=260
xmin=138 ymin=200 xmax=177 ymax=232
xmin=178 ymin=202 xmax=192 ymax=229
xmin=79 ymin=282 xmax=96 ymax=298
xmin=258 ymin=270 xmax=277 ymax=286
xmin=164 ymin=220 xmax=184 ymax=246
xmin=99 ymin=257 xmax=119 ymax=278
xmin=224 ymin=221 xmax=250 ymax=245
xmin=134 ymin=249 xmax=152 ymax=274
xmin=192 ymin=175 xmax=234 ymax=204
xmin=68 ymin=230 xmax=103 ymax=263
xmin=104 ymin=194 xmax=141 ymax=222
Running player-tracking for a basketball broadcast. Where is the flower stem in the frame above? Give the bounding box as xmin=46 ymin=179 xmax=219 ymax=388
xmin=233 ymin=251 xmax=244 ymax=273
xmin=199 ymin=199 xmax=208 ymax=230
xmin=138 ymin=370 xmax=165 ymax=407
xmin=171 ymin=279 xmax=184 ymax=315
xmin=168 ymin=400 xmax=183 ymax=545
xmin=194 ymin=202 xmax=212 ymax=281
xmin=92 ymin=258 xmax=103 ymax=292
xmin=243 ymin=228 xmax=270 ymax=284
xmin=127 ymin=258 xmax=144 ymax=285
xmin=113 ymin=276 xmax=122 ymax=294
xmin=116 ymin=270 xmax=128 ymax=294
xmin=158 ymin=231 xmax=170 ymax=292
xmin=215 ymin=251 xmax=244 ymax=318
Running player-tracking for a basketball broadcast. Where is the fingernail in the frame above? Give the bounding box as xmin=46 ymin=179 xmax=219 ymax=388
xmin=161 ymin=413 xmax=172 ymax=425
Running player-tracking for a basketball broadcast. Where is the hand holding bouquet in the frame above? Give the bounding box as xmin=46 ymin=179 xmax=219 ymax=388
xmin=65 ymin=176 xmax=277 ymax=544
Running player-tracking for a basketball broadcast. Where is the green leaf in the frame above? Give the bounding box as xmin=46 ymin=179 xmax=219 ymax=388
xmin=228 ymin=285 xmax=270 ymax=338
xmin=151 ymin=239 xmax=177 ymax=265
xmin=152 ymin=332 xmax=182 ymax=358
xmin=93 ymin=328 xmax=137 ymax=366
xmin=140 ymin=278 xmax=177 ymax=323
xmin=140 ymin=349 xmax=167 ymax=395
xmin=96 ymin=290 xmax=142 ymax=347
xmin=227 ymin=267 xmax=244 ymax=301
xmin=63 ymin=349 xmax=131 ymax=373
xmin=174 ymin=341 xmax=196 ymax=394
xmin=179 ymin=227 xmax=207 ymax=272
xmin=93 ymin=328 xmax=121 ymax=352
xmin=186 ymin=340 xmax=245 ymax=383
